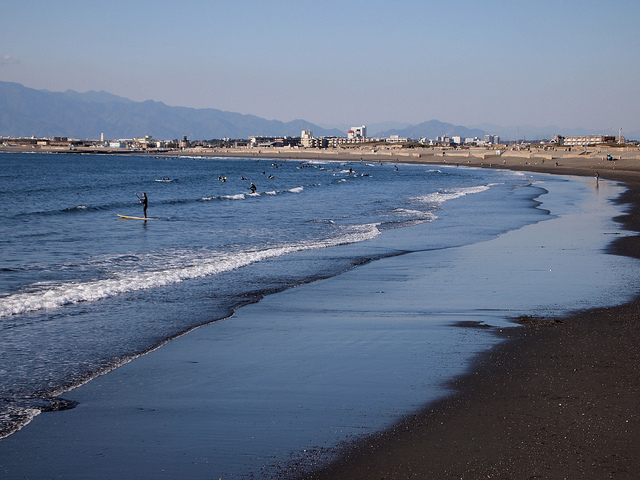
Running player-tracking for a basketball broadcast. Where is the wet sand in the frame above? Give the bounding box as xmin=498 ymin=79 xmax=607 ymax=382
xmin=294 ymin=151 xmax=640 ymax=478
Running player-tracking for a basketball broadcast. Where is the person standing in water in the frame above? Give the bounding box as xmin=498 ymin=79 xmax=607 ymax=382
xmin=140 ymin=192 xmax=148 ymax=218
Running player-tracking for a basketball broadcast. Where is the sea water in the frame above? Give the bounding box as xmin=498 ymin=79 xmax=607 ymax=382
xmin=0 ymin=152 xmax=637 ymax=474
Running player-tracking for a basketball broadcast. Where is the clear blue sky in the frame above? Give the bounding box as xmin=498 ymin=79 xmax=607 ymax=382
xmin=2 ymin=0 xmax=639 ymax=132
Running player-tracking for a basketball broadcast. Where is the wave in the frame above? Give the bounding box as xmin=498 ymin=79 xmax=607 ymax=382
xmin=413 ymin=184 xmax=491 ymax=206
xmin=216 ymin=193 xmax=246 ymax=201
xmin=16 ymin=186 xmax=303 ymax=216
xmin=72 ymin=205 xmax=87 ymax=211
xmin=22 ymin=203 xmax=123 ymax=217
xmin=14 ymin=179 xmax=313 ymax=218
xmin=0 ymin=402 xmax=41 ymax=441
xmin=201 ymin=185 xmax=305 ymax=202
xmin=0 ymin=224 xmax=381 ymax=318
xmin=392 ymin=208 xmax=438 ymax=221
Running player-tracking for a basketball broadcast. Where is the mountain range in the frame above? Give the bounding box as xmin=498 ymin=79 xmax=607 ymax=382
xmin=0 ymin=81 xmax=343 ymax=140
xmin=1 ymin=81 xmax=636 ymax=141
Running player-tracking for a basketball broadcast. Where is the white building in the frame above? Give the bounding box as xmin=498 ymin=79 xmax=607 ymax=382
xmin=348 ymin=125 xmax=367 ymax=140
xmin=387 ymin=134 xmax=408 ymax=143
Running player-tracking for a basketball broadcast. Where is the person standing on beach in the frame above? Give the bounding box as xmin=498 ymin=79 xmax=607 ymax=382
xmin=140 ymin=192 xmax=148 ymax=218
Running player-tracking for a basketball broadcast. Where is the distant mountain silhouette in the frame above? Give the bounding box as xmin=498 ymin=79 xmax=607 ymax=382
xmin=0 ymin=81 xmax=343 ymax=140
xmin=2 ymin=81 xmax=637 ymax=141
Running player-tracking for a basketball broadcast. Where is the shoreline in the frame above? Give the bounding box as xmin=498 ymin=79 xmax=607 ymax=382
xmin=291 ymin=159 xmax=640 ymax=476
xmin=1 ymin=148 xmax=639 ymax=477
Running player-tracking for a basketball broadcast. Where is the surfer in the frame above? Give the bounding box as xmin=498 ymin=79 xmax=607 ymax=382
xmin=249 ymin=183 xmax=257 ymax=193
xmin=140 ymin=192 xmax=148 ymax=218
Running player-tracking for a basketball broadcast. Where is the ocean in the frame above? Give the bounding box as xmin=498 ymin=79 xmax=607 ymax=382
xmin=0 ymin=152 xmax=638 ymax=477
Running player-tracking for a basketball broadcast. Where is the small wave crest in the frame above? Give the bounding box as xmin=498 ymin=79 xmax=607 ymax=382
xmin=220 ymin=193 xmax=246 ymax=200
xmin=201 ymin=186 xmax=303 ymax=201
xmin=392 ymin=208 xmax=438 ymax=221
xmin=413 ymin=184 xmax=491 ymax=206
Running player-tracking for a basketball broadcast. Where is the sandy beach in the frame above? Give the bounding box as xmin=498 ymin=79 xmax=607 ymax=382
xmin=1 ymin=145 xmax=639 ymax=478
xmin=291 ymin=148 xmax=640 ymax=479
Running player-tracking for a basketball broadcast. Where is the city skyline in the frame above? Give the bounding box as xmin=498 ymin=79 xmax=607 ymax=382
xmin=1 ymin=0 xmax=639 ymax=133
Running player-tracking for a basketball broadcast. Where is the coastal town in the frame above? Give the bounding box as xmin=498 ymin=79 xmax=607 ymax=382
xmin=0 ymin=124 xmax=633 ymax=157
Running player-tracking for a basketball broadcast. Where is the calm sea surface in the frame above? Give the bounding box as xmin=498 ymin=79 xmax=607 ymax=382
xmin=0 ymin=152 xmax=637 ymax=477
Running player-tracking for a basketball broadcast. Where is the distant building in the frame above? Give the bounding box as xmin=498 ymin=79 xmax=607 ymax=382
xmin=133 ymin=135 xmax=159 ymax=149
xmin=301 ymin=129 xmax=314 ymax=148
xmin=386 ymin=134 xmax=408 ymax=143
xmin=248 ymin=136 xmax=300 ymax=148
xmin=348 ymin=125 xmax=366 ymax=140
xmin=484 ymin=134 xmax=500 ymax=145
xmin=561 ymin=135 xmax=619 ymax=146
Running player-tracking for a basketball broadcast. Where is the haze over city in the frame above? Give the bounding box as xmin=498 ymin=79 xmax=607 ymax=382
xmin=2 ymin=0 xmax=639 ymax=134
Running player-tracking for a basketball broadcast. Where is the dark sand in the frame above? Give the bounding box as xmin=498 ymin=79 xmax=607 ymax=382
xmin=294 ymin=155 xmax=640 ymax=479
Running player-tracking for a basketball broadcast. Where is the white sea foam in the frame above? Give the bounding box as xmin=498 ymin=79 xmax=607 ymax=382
xmin=414 ymin=185 xmax=491 ymax=206
xmin=393 ymin=208 xmax=438 ymax=221
xmin=220 ymin=193 xmax=246 ymax=200
xmin=0 ymin=406 xmax=40 ymax=441
xmin=0 ymin=224 xmax=381 ymax=318
xmin=288 ymin=186 xmax=304 ymax=194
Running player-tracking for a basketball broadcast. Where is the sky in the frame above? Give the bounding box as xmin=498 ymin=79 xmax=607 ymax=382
xmin=2 ymin=0 xmax=639 ymax=133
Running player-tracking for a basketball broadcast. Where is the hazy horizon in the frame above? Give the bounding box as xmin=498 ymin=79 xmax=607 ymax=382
xmin=2 ymin=0 xmax=639 ymax=133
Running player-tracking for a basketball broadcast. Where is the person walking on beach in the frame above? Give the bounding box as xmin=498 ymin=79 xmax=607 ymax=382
xmin=139 ymin=192 xmax=148 ymax=218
